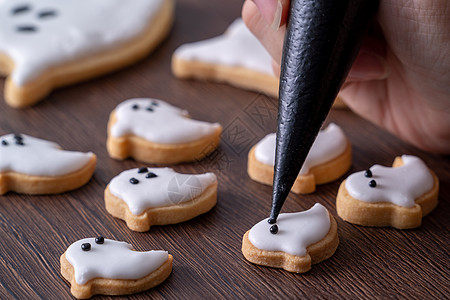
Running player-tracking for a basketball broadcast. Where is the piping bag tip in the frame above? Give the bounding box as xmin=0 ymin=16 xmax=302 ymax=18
xmin=269 ymin=0 xmax=378 ymax=224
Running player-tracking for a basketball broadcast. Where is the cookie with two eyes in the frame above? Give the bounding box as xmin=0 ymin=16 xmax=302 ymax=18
xmin=104 ymin=167 xmax=218 ymax=232
xmin=0 ymin=0 xmax=174 ymax=107
xmin=242 ymin=203 xmax=339 ymax=273
xmin=106 ymin=98 xmax=222 ymax=164
xmin=248 ymin=123 xmax=351 ymax=194
xmin=336 ymin=155 xmax=439 ymax=229
xmin=0 ymin=134 xmax=96 ymax=195
xmin=60 ymin=237 xmax=173 ymax=299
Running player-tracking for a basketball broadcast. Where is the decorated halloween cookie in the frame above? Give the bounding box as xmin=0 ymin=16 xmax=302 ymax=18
xmin=106 ymin=98 xmax=222 ymax=164
xmin=0 ymin=0 xmax=174 ymax=107
xmin=0 ymin=133 xmax=96 ymax=195
xmin=336 ymin=155 xmax=439 ymax=229
xmin=105 ymin=167 xmax=218 ymax=232
xmin=60 ymin=237 xmax=173 ymax=299
xmin=242 ymin=203 xmax=339 ymax=273
xmin=248 ymin=123 xmax=351 ymax=194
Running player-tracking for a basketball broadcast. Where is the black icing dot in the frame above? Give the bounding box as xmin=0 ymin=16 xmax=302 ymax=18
xmin=11 ymin=4 xmax=31 ymax=15
xmin=1 ymin=140 xmax=8 ymax=146
xmin=146 ymin=172 xmax=157 ymax=179
xmin=267 ymin=218 xmax=276 ymax=224
xmin=37 ymin=10 xmax=57 ymax=19
xmin=369 ymin=180 xmax=377 ymax=188
xmin=138 ymin=167 xmax=148 ymax=173
xmin=81 ymin=243 xmax=91 ymax=251
xmin=132 ymin=104 xmax=139 ymax=110
xmin=129 ymin=177 xmax=139 ymax=184
xmin=95 ymin=236 xmax=104 ymax=244
xmin=146 ymin=107 xmax=154 ymax=112
xmin=13 ymin=134 xmax=23 ymax=141
xmin=270 ymin=224 xmax=278 ymax=234
xmin=16 ymin=25 xmax=37 ymax=33
xmin=364 ymin=169 xmax=372 ymax=178
xmin=151 ymin=101 xmax=159 ymax=106
xmin=15 ymin=140 xmax=24 ymax=146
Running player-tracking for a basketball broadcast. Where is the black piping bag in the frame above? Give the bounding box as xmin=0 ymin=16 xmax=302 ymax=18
xmin=269 ymin=0 xmax=379 ymax=224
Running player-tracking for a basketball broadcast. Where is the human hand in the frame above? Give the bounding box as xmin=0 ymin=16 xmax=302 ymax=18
xmin=242 ymin=0 xmax=450 ymax=154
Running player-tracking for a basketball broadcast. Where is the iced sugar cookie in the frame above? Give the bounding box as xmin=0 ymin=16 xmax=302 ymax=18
xmin=105 ymin=167 xmax=218 ymax=232
xmin=0 ymin=134 xmax=96 ymax=195
xmin=107 ymin=98 xmax=222 ymax=164
xmin=172 ymin=18 xmax=279 ymax=97
xmin=242 ymin=203 xmax=339 ymax=273
xmin=0 ymin=0 xmax=174 ymax=107
xmin=336 ymin=155 xmax=439 ymax=229
xmin=248 ymin=123 xmax=351 ymax=194
xmin=60 ymin=237 xmax=173 ymax=299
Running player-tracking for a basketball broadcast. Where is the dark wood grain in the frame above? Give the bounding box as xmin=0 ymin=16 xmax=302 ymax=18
xmin=0 ymin=1 xmax=449 ymax=299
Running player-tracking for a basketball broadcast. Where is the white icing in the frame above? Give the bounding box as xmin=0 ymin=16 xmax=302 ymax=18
xmin=248 ymin=203 xmax=331 ymax=257
xmin=109 ymin=167 xmax=217 ymax=215
xmin=0 ymin=0 xmax=165 ymax=86
xmin=110 ymin=98 xmax=221 ymax=144
xmin=254 ymin=123 xmax=347 ymax=175
xmin=345 ymin=155 xmax=434 ymax=207
xmin=174 ymin=18 xmax=274 ymax=76
xmin=0 ymin=134 xmax=93 ymax=176
xmin=65 ymin=238 xmax=168 ymax=285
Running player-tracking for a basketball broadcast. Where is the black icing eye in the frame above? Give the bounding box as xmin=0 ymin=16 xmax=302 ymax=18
xmin=95 ymin=236 xmax=104 ymax=244
xmin=81 ymin=243 xmax=91 ymax=251
xmin=11 ymin=4 xmax=31 ymax=15
xmin=270 ymin=224 xmax=278 ymax=234
xmin=132 ymin=104 xmax=139 ymax=110
xmin=129 ymin=177 xmax=139 ymax=184
xmin=146 ymin=172 xmax=157 ymax=179
xmin=146 ymin=107 xmax=154 ymax=112
xmin=37 ymin=10 xmax=57 ymax=19
xmin=364 ymin=169 xmax=372 ymax=178
xmin=1 ymin=140 xmax=8 ymax=146
xmin=151 ymin=101 xmax=159 ymax=106
xmin=368 ymin=180 xmax=377 ymax=188
xmin=16 ymin=25 xmax=37 ymax=33
xmin=15 ymin=140 xmax=25 ymax=146
xmin=138 ymin=167 xmax=148 ymax=174
xmin=13 ymin=134 xmax=23 ymax=141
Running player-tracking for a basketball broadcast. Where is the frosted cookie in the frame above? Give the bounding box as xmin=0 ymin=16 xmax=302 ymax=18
xmin=105 ymin=167 xmax=217 ymax=232
xmin=107 ymin=98 xmax=222 ymax=164
xmin=0 ymin=134 xmax=96 ymax=195
xmin=248 ymin=123 xmax=351 ymax=194
xmin=242 ymin=203 xmax=338 ymax=273
xmin=336 ymin=155 xmax=439 ymax=229
xmin=60 ymin=237 xmax=173 ymax=299
xmin=172 ymin=18 xmax=279 ymax=97
xmin=0 ymin=0 xmax=174 ymax=107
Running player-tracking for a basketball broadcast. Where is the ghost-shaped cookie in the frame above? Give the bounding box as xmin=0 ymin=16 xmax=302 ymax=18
xmin=242 ymin=203 xmax=339 ymax=273
xmin=0 ymin=0 xmax=174 ymax=107
xmin=172 ymin=18 xmax=279 ymax=97
xmin=107 ymin=98 xmax=222 ymax=164
xmin=248 ymin=123 xmax=351 ymax=194
xmin=105 ymin=167 xmax=218 ymax=232
xmin=337 ymin=155 xmax=439 ymax=229
xmin=60 ymin=237 xmax=173 ymax=299
xmin=0 ymin=133 xmax=96 ymax=195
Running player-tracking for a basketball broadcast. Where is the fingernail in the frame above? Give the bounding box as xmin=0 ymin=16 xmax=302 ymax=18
xmin=270 ymin=1 xmax=283 ymax=31
xmin=348 ymin=51 xmax=389 ymax=80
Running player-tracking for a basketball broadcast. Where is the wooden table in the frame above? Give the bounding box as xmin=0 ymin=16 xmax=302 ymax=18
xmin=1 ymin=1 xmax=449 ymax=299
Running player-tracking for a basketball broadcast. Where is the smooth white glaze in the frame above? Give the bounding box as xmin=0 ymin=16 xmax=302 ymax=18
xmin=174 ymin=18 xmax=274 ymax=76
xmin=109 ymin=167 xmax=217 ymax=215
xmin=0 ymin=0 xmax=164 ymax=85
xmin=248 ymin=203 xmax=331 ymax=257
xmin=345 ymin=155 xmax=434 ymax=207
xmin=110 ymin=98 xmax=221 ymax=144
xmin=254 ymin=123 xmax=347 ymax=175
xmin=0 ymin=134 xmax=93 ymax=176
xmin=65 ymin=238 xmax=168 ymax=285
